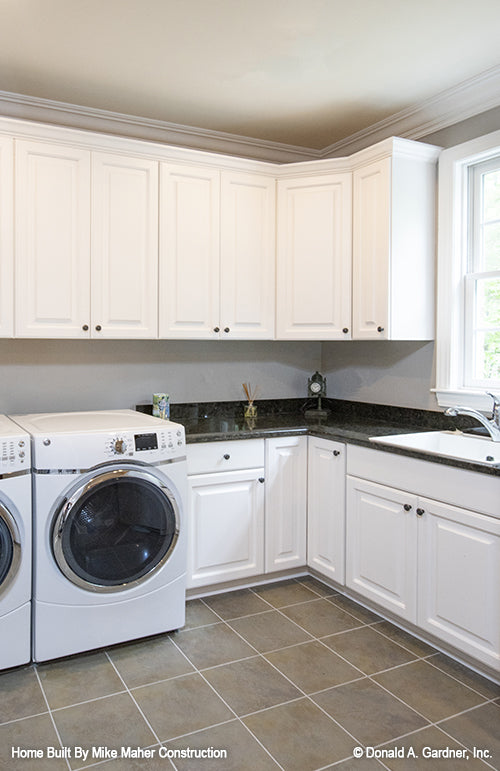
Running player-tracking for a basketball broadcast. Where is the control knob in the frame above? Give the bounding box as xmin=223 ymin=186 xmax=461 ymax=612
xmin=112 ymin=437 xmax=128 ymax=455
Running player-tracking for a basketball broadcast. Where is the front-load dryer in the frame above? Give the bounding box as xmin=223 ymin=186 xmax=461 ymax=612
xmin=10 ymin=409 xmax=187 ymax=662
xmin=0 ymin=415 xmax=31 ymax=670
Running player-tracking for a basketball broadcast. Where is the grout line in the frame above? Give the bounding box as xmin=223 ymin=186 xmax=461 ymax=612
xmin=33 ymin=667 xmax=72 ymax=771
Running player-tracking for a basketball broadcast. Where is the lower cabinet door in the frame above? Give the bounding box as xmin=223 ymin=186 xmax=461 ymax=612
xmin=307 ymin=437 xmax=345 ymax=584
xmin=346 ymin=477 xmax=418 ymax=622
xmin=187 ymin=468 xmax=265 ymax=588
xmin=265 ymin=436 xmax=307 ymax=572
xmin=417 ymin=497 xmax=500 ymax=670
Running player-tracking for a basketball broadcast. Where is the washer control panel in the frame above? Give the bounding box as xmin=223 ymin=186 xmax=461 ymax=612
xmin=0 ymin=436 xmax=29 ymax=471
xmin=105 ymin=425 xmax=185 ymax=460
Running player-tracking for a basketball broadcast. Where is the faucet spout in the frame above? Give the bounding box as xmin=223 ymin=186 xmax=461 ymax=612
xmin=445 ymin=404 xmax=500 ymax=442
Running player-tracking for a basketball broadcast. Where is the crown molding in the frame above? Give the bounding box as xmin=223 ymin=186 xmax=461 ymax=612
xmin=320 ymin=64 xmax=500 ymax=158
xmin=0 ymin=63 xmax=499 ymax=164
xmin=0 ymin=90 xmax=320 ymax=164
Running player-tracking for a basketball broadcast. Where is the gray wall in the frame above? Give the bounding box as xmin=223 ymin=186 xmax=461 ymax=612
xmin=0 ymin=339 xmax=321 ymax=414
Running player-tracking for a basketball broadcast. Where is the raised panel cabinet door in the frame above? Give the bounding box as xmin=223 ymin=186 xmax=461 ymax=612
xmin=276 ymin=173 xmax=352 ymax=340
xmin=91 ymin=153 xmax=158 ymax=338
xmin=159 ymin=163 xmax=220 ymax=338
xmin=187 ymin=469 xmax=265 ymax=588
xmin=265 ymin=436 xmax=307 ymax=572
xmin=0 ymin=137 xmax=13 ymax=336
xmin=307 ymin=437 xmax=345 ymax=584
xmin=346 ymin=476 xmax=417 ymax=621
xmin=15 ymin=140 xmax=91 ymax=337
xmin=220 ymin=171 xmax=276 ymax=339
xmin=417 ymin=497 xmax=500 ymax=670
xmin=352 ymin=157 xmax=391 ymax=339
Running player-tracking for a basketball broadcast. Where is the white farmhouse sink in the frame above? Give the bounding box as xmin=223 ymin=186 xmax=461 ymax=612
xmin=369 ymin=431 xmax=500 ymax=466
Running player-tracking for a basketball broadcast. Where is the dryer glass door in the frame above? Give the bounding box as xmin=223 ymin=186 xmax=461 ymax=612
xmin=0 ymin=503 xmax=21 ymax=596
xmin=53 ymin=468 xmax=180 ymax=592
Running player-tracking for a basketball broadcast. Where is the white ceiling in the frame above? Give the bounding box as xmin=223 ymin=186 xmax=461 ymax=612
xmin=2 ymin=0 xmax=500 ymax=152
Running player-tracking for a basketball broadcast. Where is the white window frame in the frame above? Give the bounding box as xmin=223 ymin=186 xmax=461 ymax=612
xmin=434 ymin=129 xmax=500 ymax=412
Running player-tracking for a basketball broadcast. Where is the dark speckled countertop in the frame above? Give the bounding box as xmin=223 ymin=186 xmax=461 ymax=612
xmin=137 ymin=398 xmax=500 ymax=477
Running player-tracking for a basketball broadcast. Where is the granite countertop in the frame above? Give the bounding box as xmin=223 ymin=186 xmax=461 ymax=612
xmin=148 ymin=398 xmax=500 ymax=478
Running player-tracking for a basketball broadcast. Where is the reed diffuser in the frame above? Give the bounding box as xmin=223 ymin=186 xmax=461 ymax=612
xmin=242 ymin=382 xmax=259 ymax=419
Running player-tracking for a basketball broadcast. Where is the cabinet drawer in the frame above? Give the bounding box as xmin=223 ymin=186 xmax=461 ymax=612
xmin=186 ymin=438 xmax=265 ymax=475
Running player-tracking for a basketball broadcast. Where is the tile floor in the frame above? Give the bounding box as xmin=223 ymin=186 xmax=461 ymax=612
xmin=1 ymin=576 xmax=499 ymax=771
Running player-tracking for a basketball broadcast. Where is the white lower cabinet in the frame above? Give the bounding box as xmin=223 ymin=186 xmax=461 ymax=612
xmin=265 ymin=436 xmax=307 ymax=572
xmin=346 ymin=462 xmax=500 ymax=671
xmin=307 ymin=437 xmax=345 ymax=584
xmin=186 ymin=439 xmax=265 ymax=589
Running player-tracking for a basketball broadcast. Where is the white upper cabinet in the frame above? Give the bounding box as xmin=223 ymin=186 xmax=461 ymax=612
xmin=159 ymin=163 xmax=220 ymax=338
xmin=159 ymin=164 xmax=275 ymax=339
xmin=276 ymin=173 xmax=352 ymax=339
xmin=91 ymin=152 xmax=158 ymax=338
xmin=0 ymin=137 xmax=14 ymax=337
xmin=15 ymin=140 xmax=91 ymax=338
xmin=15 ymin=140 xmax=159 ymax=338
xmin=352 ymin=140 xmax=439 ymax=340
xmin=220 ymin=171 xmax=275 ymax=339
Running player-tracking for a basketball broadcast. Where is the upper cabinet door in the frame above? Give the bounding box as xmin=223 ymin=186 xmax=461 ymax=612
xmin=220 ymin=171 xmax=275 ymax=339
xmin=91 ymin=153 xmax=158 ymax=338
xmin=276 ymin=173 xmax=352 ymax=340
xmin=159 ymin=163 xmax=220 ymax=338
xmin=352 ymin=158 xmax=391 ymax=340
xmin=15 ymin=140 xmax=91 ymax=338
xmin=0 ymin=137 xmax=13 ymax=337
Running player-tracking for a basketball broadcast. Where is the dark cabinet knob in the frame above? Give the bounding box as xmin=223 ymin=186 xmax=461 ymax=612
xmin=223 ymin=453 xmax=230 ymax=460
xmin=416 ymin=508 xmax=425 ymax=517
xmin=95 ymin=325 xmax=102 ymax=332
xmin=224 ymin=327 xmax=230 ymax=333
xmin=333 ymin=450 xmax=341 ymax=456
xmin=342 ymin=328 xmax=349 ymax=334
xmin=377 ymin=326 xmax=384 ymax=333
xmin=214 ymin=327 xmax=220 ymax=333
xmin=258 ymin=477 xmax=265 ymax=484
xmin=403 ymin=504 xmax=412 ymax=512
xmin=82 ymin=324 xmax=89 ymax=331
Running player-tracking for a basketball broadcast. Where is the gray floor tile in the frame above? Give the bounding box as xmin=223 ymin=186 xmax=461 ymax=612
xmin=373 ymin=660 xmax=486 ymax=722
xmin=322 ymin=625 xmax=418 ymax=675
xmin=439 ymin=701 xmax=500 ymax=769
xmin=327 ymin=594 xmax=383 ymax=624
xmin=183 ymin=598 xmax=221 ymax=629
xmin=202 ymin=655 xmax=302 ymax=715
xmin=296 ymin=575 xmax=339 ymax=597
xmin=132 ymin=672 xmax=234 ymax=741
xmin=108 ymin=634 xmax=194 ymax=688
xmin=313 ymin=678 xmax=429 ymax=746
xmin=251 ymin=579 xmax=319 ymax=608
xmin=427 ymin=653 xmax=500 ymax=699
xmin=281 ymin=598 xmax=364 ymax=637
xmin=243 ymin=697 xmax=355 ymax=771
xmin=166 ymin=719 xmax=281 ymax=769
xmin=52 ymin=692 xmax=156 ymax=770
xmin=265 ymin=640 xmax=362 ymax=693
xmin=37 ymin=650 xmax=124 ymax=709
xmin=173 ymin=621 xmax=256 ymax=668
xmin=373 ymin=620 xmax=437 ymax=658
xmin=0 ymin=714 xmax=68 ymax=771
xmin=229 ymin=609 xmax=312 ymax=652
xmin=202 ymin=588 xmax=272 ymax=619
xmin=0 ymin=666 xmax=47 ymax=723
xmin=327 ymin=758 xmax=386 ymax=770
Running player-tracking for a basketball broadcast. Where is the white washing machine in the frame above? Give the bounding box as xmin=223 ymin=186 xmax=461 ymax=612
xmin=10 ymin=409 xmax=187 ymax=662
xmin=0 ymin=415 xmax=31 ymax=670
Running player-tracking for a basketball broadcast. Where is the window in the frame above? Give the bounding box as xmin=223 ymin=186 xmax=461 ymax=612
xmin=435 ymin=129 xmax=500 ymax=412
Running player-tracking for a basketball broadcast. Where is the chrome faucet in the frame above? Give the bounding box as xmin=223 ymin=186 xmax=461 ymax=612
xmin=445 ymin=392 xmax=500 ymax=442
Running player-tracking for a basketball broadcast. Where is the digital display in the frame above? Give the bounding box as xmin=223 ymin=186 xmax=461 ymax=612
xmin=134 ymin=433 xmax=158 ymax=451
